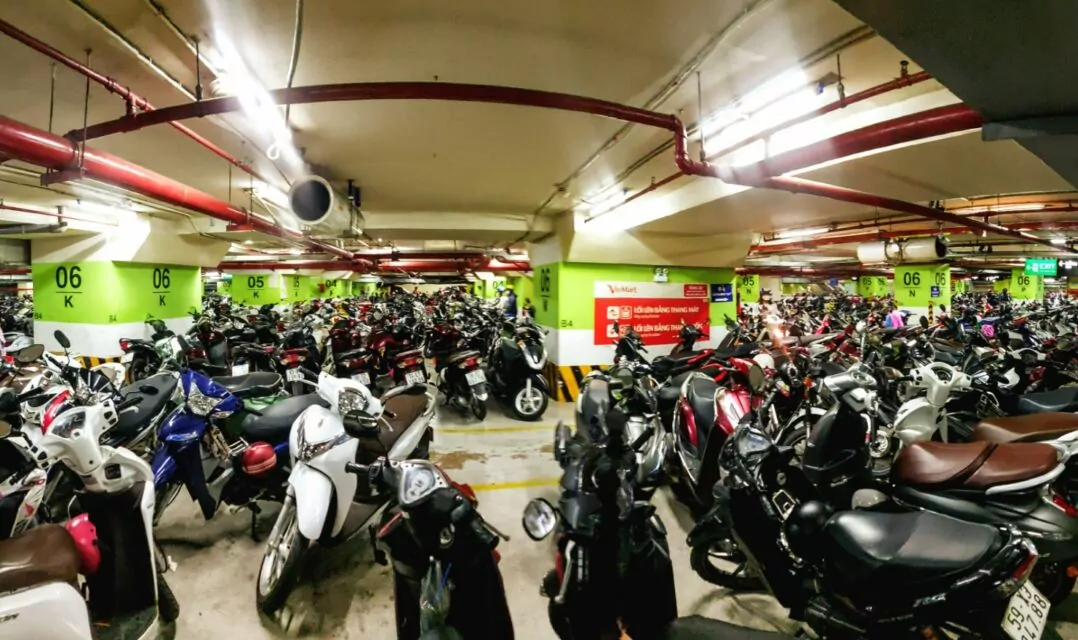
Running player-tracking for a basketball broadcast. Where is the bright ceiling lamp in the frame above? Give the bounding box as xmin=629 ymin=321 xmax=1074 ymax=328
xmin=208 ymin=28 xmax=301 ymax=170
xmin=952 ymin=203 xmax=1047 ymax=214
xmin=772 ymin=226 xmax=830 ymax=240
xmin=1052 ymin=237 xmax=1068 ymax=245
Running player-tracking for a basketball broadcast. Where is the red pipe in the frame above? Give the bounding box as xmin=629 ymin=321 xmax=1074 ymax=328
xmin=0 ymin=19 xmax=268 ymax=185
xmin=0 ymin=116 xmax=351 ymax=259
xmin=217 ymin=258 xmax=530 ymax=273
xmin=592 ymin=71 xmax=933 ymax=219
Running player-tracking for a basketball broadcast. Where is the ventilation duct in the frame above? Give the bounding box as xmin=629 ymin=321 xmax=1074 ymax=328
xmin=288 ymin=176 xmax=363 ymax=235
xmin=857 ymin=236 xmax=948 ymax=264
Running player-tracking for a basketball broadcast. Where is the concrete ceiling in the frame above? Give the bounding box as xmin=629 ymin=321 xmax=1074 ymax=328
xmin=0 ymin=0 xmax=1073 ymax=266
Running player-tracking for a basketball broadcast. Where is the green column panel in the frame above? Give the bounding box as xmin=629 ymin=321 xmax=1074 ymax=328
xmin=951 ymin=278 xmax=969 ymax=295
xmin=737 ymin=274 xmax=760 ymax=304
xmin=319 ymin=279 xmax=348 ymax=298
xmin=894 ymin=264 xmax=950 ymax=309
xmin=471 ymin=280 xmax=484 ymax=298
xmin=1010 ymin=269 xmax=1042 ymax=300
xmin=231 ymin=273 xmax=281 ymax=305
xmin=281 ymin=275 xmax=311 ymax=303
xmin=33 ymin=262 xmax=201 ymax=323
xmin=857 ymin=276 xmax=890 ymax=298
xmin=534 ymin=263 xmax=559 ymax=327
xmin=218 ymin=279 xmax=231 ymax=294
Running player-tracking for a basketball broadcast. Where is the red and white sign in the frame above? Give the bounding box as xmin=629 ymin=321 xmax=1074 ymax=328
xmin=593 ymin=281 xmax=709 ymax=346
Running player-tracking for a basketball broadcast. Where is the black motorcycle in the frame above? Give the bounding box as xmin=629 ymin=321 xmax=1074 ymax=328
xmin=488 ymin=319 xmax=550 ymax=421
xmin=120 ymin=317 xmax=175 ymax=383
xmin=345 ymin=457 xmax=514 ymax=639
xmin=524 ymin=407 xmax=677 ymax=640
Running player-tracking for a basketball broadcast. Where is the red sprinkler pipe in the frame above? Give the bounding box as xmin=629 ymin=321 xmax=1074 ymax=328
xmin=0 ymin=19 xmax=268 ymax=185
xmin=217 ymin=258 xmax=530 ymax=273
xmin=0 ymin=116 xmax=351 ymax=259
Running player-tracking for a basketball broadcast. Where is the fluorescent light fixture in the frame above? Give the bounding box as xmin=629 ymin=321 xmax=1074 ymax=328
xmin=953 ymin=203 xmax=1047 ymax=214
xmin=1052 ymin=238 xmax=1068 ymax=245
xmin=773 ymin=226 xmax=830 ymax=240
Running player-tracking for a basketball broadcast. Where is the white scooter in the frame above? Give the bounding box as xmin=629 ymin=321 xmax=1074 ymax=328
xmin=256 ymin=373 xmax=435 ymax=614
xmin=890 ymin=361 xmax=972 ymax=445
xmin=0 ymin=395 xmax=178 ymax=639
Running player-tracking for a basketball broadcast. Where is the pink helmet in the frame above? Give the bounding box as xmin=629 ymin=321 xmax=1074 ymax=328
xmin=64 ymin=513 xmax=101 ymax=575
xmin=980 ymin=324 xmax=996 ymax=339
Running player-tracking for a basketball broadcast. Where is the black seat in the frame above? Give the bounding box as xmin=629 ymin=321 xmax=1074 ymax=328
xmin=112 ymin=373 xmax=176 ymax=440
xmin=934 ymin=350 xmax=957 ymax=365
xmin=240 ymin=394 xmax=328 ymax=442
xmin=686 ymin=376 xmax=717 ymax=430
xmin=1018 ymin=386 xmax=1078 ymax=415
xmin=713 ymin=343 xmax=757 ymax=360
xmin=211 ymin=371 xmax=282 ymax=399
xmin=336 ymin=348 xmax=366 ymax=360
xmin=823 ymin=509 xmax=1000 ymax=595
xmin=933 ymin=341 xmax=962 ymax=354
xmin=662 ymin=616 xmax=792 ymax=639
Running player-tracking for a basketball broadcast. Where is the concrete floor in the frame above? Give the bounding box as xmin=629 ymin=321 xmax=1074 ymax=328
xmin=156 ymin=400 xmax=1078 ymax=639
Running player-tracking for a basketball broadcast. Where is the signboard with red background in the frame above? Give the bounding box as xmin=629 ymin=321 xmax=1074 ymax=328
xmin=593 ymin=281 xmax=710 ymax=346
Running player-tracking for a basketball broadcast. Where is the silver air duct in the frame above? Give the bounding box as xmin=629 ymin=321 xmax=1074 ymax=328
xmin=288 ymin=176 xmax=363 ymax=235
xmin=858 ymin=236 xmax=948 ymax=264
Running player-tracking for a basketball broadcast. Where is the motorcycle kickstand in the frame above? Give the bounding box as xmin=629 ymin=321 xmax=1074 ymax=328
xmin=249 ymin=503 xmax=262 ymax=542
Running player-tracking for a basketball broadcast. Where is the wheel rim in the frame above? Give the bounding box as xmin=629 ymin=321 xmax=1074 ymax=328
xmin=153 ymin=483 xmax=182 ymax=525
xmin=515 ymin=386 xmax=544 ymax=415
xmin=705 ymin=540 xmax=752 ymax=578
xmin=258 ymin=502 xmax=298 ymax=597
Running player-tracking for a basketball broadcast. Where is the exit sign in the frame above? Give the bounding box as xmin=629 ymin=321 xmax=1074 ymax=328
xmin=1025 ymin=258 xmax=1058 ymax=276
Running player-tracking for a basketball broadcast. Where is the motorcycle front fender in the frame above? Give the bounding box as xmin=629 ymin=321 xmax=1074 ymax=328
xmin=526 ymin=373 xmax=549 ymax=394
xmin=686 ymin=494 xmax=731 ymax=548
xmin=288 ymin=462 xmax=333 ymax=541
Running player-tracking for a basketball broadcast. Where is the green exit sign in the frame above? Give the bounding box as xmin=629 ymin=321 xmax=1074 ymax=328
xmin=1025 ymin=258 xmax=1058 ymax=276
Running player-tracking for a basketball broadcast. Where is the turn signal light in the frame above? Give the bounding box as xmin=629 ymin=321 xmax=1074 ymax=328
xmin=119 ymin=339 xmax=131 ymax=353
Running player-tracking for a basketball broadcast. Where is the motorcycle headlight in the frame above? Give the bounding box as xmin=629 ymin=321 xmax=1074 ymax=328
xmin=186 ymin=383 xmax=222 ymax=417
xmin=338 ymin=388 xmax=367 ymax=415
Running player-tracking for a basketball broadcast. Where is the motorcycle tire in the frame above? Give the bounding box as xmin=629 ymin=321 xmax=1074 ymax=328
xmin=471 ymin=397 xmax=488 ymax=421
xmin=689 ymin=542 xmax=765 ymax=592
xmin=153 ymin=481 xmax=182 ymax=526
xmin=510 ymin=383 xmax=548 ymax=422
xmin=157 ymin=574 xmax=180 ymax=623
xmin=1031 ymin=560 xmax=1078 ymax=606
xmin=256 ymin=500 xmax=309 ymax=615
xmin=129 ymin=356 xmax=150 ymax=384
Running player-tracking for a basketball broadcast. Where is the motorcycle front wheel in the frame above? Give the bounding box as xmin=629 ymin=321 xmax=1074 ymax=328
xmin=471 ymin=396 xmax=488 ymax=421
xmin=511 ymin=382 xmax=548 ymax=421
xmin=256 ymin=497 xmax=308 ymax=615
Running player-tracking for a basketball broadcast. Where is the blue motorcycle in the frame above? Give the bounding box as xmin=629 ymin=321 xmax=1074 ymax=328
xmin=149 ymin=368 xmax=326 ymax=535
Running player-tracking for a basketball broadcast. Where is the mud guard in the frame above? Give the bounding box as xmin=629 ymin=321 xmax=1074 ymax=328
xmin=288 ymin=463 xmax=333 ymax=541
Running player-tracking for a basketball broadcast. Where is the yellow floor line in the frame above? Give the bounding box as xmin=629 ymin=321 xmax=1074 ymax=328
xmin=437 ymin=425 xmax=554 ymax=434
xmin=470 ymin=477 xmax=562 ymax=492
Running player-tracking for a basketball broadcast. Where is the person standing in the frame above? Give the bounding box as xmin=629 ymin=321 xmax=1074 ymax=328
xmin=505 ymin=287 xmax=518 ymax=319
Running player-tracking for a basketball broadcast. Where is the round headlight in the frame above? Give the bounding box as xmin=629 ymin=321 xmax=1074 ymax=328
xmin=338 ymin=389 xmax=367 ymax=415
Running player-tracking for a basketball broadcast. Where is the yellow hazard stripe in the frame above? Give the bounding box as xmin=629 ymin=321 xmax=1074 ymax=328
xmin=559 ymin=366 xmax=580 ymax=403
xmin=76 ymin=356 xmax=122 ymax=368
xmin=471 ymin=477 xmax=561 ymax=493
xmin=438 ymin=425 xmax=554 ymax=435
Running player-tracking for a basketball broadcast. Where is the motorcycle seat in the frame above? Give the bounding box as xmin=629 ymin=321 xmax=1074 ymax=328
xmin=685 ymin=376 xmax=717 ymax=430
xmin=112 ymin=373 xmax=176 ymax=440
xmin=0 ymin=524 xmax=81 ymax=594
xmin=823 ymin=509 xmax=1001 ymax=594
xmin=712 ymin=343 xmax=757 ymax=360
xmin=446 ymin=350 xmax=480 ymax=364
xmin=933 ymin=341 xmax=963 ymax=354
xmin=1017 ymin=386 xmax=1078 ymax=415
xmin=934 ymin=350 xmax=958 ymax=365
xmin=336 ymin=348 xmax=367 ymax=361
xmin=893 ymin=441 xmax=1058 ymax=490
xmin=972 ymin=412 xmax=1078 ymax=443
xmin=662 ymin=616 xmax=792 ymax=639
xmin=356 ymin=390 xmax=431 ymax=460
xmin=240 ymin=393 xmax=328 ymax=442
xmin=212 ymin=371 xmax=282 ymax=399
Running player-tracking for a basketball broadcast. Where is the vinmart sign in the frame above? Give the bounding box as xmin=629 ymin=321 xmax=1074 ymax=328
xmin=593 ymin=281 xmax=709 ymax=346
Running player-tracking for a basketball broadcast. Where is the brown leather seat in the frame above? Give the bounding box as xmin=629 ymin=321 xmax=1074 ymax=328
xmin=0 ymin=524 xmax=81 ymax=594
xmin=357 ymin=391 xmax=430 ymax=460
xmin=971 ymin=412 xmax=1078 ymax=443
xmin=894 ymin=441 xmax=1059 ymax=490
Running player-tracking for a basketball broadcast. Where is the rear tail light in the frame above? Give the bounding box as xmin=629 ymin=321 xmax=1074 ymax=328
xmin=119 ymin=339 xmax=131 ymax=352
xmin=1012 ymin=551 xmax=1038 ymax=583
xmin=1052 ymin=493 xmax=1077 ymax=517
xmin=462 ymin=357 xmax=479 ymax=368
xmin=282 ymin=354 xmax=305 ymax=366
xmin=399 ymin=357 xmax=423 ymax=369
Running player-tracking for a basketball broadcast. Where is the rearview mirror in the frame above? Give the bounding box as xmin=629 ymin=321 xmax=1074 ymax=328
xmin=15 ymin=344 xmax=44 ymax=364
xmin=522 ymin=498 xmax=557 ymax=541
xmin=553 ymin=421 xmax=571 ymax=463
xmin=54 ymin=331 xmax=71 ymax=350
xmin=920 ymin=316 xmax=930 ymax=329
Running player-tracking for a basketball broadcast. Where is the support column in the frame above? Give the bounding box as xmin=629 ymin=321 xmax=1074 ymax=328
xmin=1009 ymin=269 xmax=1043 ymax=302
xmin=229 ymin=272 xmax=282 ymax=306
xmin=281 ymin=274 xmax=312 ymax=303
xmin=895 ymin=263 xmax=950 ymax=318
xmin=857 ymin=276 xmax=891 ymax=298
xmin=535 ymin=261 xmax=736 ymax=402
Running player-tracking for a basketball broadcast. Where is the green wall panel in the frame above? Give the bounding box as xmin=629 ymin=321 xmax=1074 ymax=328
xmin=33 ymin=262 xmax=201 ymax=324
xmin=857 ymin=276 xmax=891 ymax=298
xmin=1009 ymin=269 xmax=1043 ymax=300
xmin=894 ymin=264 xmax=950 ymax=308
xmin=737 ymin=274 xmax=760 ymax=304
xmin=282 ymin=275 xmax=311 ymax=302
xmin=231 ymin=272 xmax=281 ymax=305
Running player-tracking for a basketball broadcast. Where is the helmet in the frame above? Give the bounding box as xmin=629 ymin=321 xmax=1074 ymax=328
xmin=65 ymin=513 xmax=100 ymax=574
xmin=980 ymin=323 xmax=996 ymax=339
xmin=241 ymin=442 xmax=277 ymax=477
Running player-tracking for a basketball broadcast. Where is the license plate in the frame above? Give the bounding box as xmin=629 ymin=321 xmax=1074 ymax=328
xmin=352 ymin=372 xmax=371 ymax=386
xmin=231 ymin=363 xmax=250 ymax=376
xmin=286 ymin=368 xmax=305 ymax=382
xmin=121 ymin=352 xmax=134 ymax=364
xmin=1002 ymin=581 xmax=1048 ymax=640
xmin=465 ymin=369 xmax=486 ymax=385
xmin=405 ymin=370 xmax=426 ymax=385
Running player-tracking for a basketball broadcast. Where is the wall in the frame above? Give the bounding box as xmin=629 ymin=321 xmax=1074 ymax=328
xmin=894 ymin=263 xmax=950 ymax=317
xmin=231 ymin=272 xmax=281 ymax=305
xmin=857 ymin=276 xmax=891 ymax=298
xmin=534 ymin=261 xmax=736 ymax=366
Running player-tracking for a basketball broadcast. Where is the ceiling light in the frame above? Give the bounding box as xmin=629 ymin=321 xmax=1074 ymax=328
xmin=243 ymin=239 xmax=253 ymax=245
xmin=953 ymin=203 xmax=1047 ymax=214
xmin=773 ymin=226 xmax=830 ymax=240
xmin=1052 ymin=238 xmax=1068 ymax=245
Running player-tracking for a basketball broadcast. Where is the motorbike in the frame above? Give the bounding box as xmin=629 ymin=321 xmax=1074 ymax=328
xmin=0 ymin=394 xmax=180 ymax=639
xmin=120 ymin=317 xmax=175 ymax=383
xmin=345 ymin=455 xmax=514 ymax=639
xmin=427 ymin=322 xmax=486 ymax=420
xmin=487 ymin=318 xmax=549 ymax=421
xmin=256 ymin=375 xmax=435 ymax=613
